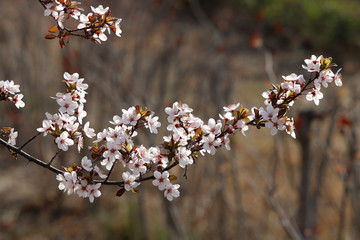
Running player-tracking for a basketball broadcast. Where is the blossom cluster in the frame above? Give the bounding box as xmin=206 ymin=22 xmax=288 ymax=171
xmin=56 ymin=156 xmax=107 ymax=203
xmin=303 ymin=55 xmax=342 ymax=104
xmin=0 ymin=80 xmax=25 ymax=109
xmin=46 ymin=56 xmax=342 ymax=202
xmin=37 ymin=72 xmax=96 ymax=152
xmin=164 ymin=102 xmax=249 ymax=159
xmin=88 ymin=106 xmax=182 ymax=200
xmin=44 ymin=1 xmax=122 ymax=46
xmin=255 ymin=55 xmax=342 ymax=137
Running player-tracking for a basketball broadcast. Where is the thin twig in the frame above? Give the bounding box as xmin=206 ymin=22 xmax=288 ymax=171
xmin=47 ymin=149 xmax=62 ymax=166
xmin=104 ymin=159 xmax=117 ymax=182
xmin=19 ymin=132 xmax=41 ymax=150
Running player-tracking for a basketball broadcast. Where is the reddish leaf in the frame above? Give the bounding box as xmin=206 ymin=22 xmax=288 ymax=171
xmin=59 ymin=39 xmax=65 ymax=48
xmin=2 ymin=127 xmax=12 ymax=133
xmin=48 ymin=26 xmax=59 ymax=33
xmin=45 ymin=34 xmax=56 ymax=39
xmin=116 ymin=187 xmax=126 ymax=197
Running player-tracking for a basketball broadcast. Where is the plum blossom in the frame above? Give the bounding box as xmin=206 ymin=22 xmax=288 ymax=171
xmin=165 ymin=104 xmax=179 ymax=122
xmin=285 ymin=118 xmax=296 ymax=139
xmin=7 ymin=128 xmax=18 ymax=146
xmin=176 ymin=147 xmax=193 ymax=168
xmin=52 ymin=11 xmax=65 ymax=29
xmin=128 ymin=158 xmax=147 ymax=176
xmin=55 ymin=131 xmax=74 ymax=151
xmin=122 ymin=106 xmax=141 ymax=126
xmin=236 ymin=120 xmax=249 ymax=136
xmin=56 ymin=171 xmax=78 ymax=195
xmin=145 ymin=114 xmax=161 ymax=134
xmin=223 ymin=103 xmax=240 ymax=112
xmin=315 ymin=69 xmax=334 ymax=88
xmin=58 ymin=93 xmax=78 ymax=115
xmin=306 ymin=87 xmax=323 ymax=105
xmin=202 ymin=118 xmax=222 ymax=135
xmin=259 ymin=105 xmax=279 ymax=120
xmin=114 ymin=19 xmax=122 ymax=37
xmin=65 ymin=121 xmax=79 ymax=132
xmin=0 ymin=80 xmax=25 ymax=108
xmin=81 ymin=156 xmax=93 ymax=171
xmin=219 ymin=112 xmax=234 ymax=122
xmin=91 ymin=5 xmax=109 ymax=15
xmin=13 ymin=94 xmax=25 ymax=108
xmin=334 ymin=68 xmax=343 ymax=87
xmin=76 ymin=179 xmax=90 ymax=198
xmin=202 ymin=134 xmax=222 ymax=155
xmin=149 ymin=147 xmax=168 ymax=168
xmin=265 ymin=117 xmax=286 ymax=136
xmin=87 ymin=183 xmax=102 ymax=203
xmin=102 ymin=141 xmax=120 ymax=170
xmin=37 ymin=120 xmax=54 ymax=136
xmin=164 ymin=184 xmax=180 ymax=201
xmin=83 ymin=122 xmax=96 ymax=138
xmin=94 ymin=165 xmax=107 ymax=179
xmin=110 ymin=115 xmax=122 ymax=125
xmin=75 ymin=104 xmax=87 ymax=124
xmin=223 ymin=134 xmax=231 ymax=150
xmin=94 ymin=129 xmax=107 ymax=143
xmin=152 ymin=171 xmax=170 ymax=191
xmin=302 ymin=55 xmax=322 ymax=72
xmin=122 ymin=172 xmax=140 ymax=191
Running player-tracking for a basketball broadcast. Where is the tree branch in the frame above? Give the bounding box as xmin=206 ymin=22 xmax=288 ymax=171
xmin=0 ymin=137 xmax=63 ymax=174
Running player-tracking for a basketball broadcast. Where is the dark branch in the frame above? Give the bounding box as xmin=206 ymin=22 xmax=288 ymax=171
xmin=0 ymin=137 xmax=63 ymax=174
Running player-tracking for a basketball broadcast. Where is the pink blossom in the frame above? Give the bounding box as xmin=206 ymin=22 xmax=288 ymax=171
xmin=202 ymin=134 xmax=222 ymax=155
xmin=223 ymin=103 xmax=240 ymax=112
xmin=152 ymin=171 xmax=170 ymax=191
xmin=37 ymin=120 xmax=54 ymax=136
xmin=56 ymin=171 xmax=78 ymax=195
xmin=259 ymin=105 xmax=279 ymax=120
xmin=122 ymin=172 xmax=140 ymax=191
xmin=83 ymin=122 xmax=96 ymax=138
xmin=176 ymin=147 xmax=193 ymax=168
xmin=202 ymin=118 xmax=222 ymax=135
xmin=145 ymin=114 xmax=161 ymax=134
xmin=87 ymin=183 xmax=102 ymax=203
xmin=334 ymin=68 xmax=343 ymax=87
xmin=265 ymin=117 xmax=286 ymax=136
xmin=236 ymin=120 xmax=249 ymax=136
xmin=302 ymin=55 xmax=322 ymax=72
xmin=7 ymin=128 xmax=18 ymax=146
xmin=306 ymin=87 xmax=323 ymax=105
xmin=81 ymin=156 xmax=93 ymax=171
xmin=55 ymin=131 xmax=74 ymax=151
xmin=122 ymin=106 xmax=140 ymax=126
xmin=164 ymin=184 xmax=180 ymax=201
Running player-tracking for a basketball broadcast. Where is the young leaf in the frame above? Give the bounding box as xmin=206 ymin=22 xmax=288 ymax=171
xmin=48 ymin=26 xmax=59 ymax=33
xmin=45 ymin=34 xmax=56 ymax=39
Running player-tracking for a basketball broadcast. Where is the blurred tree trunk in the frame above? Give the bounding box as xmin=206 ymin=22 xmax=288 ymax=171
xmin=351 ymin=162 xmax=360 ymax=239
xmin=297 ymin=110 xmax=317 ymax=240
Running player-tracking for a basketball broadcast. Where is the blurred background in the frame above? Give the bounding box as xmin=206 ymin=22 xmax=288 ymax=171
xmin=0 ymin=0 xmax=360 ymax=239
